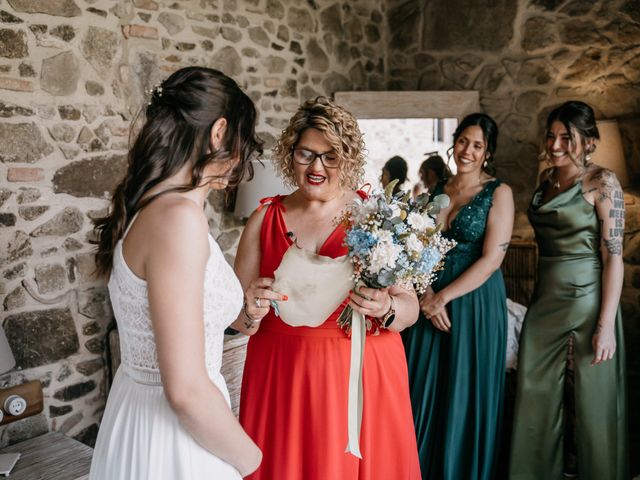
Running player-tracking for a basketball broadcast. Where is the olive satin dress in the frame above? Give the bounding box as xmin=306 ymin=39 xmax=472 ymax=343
xmin=510 ymin=181 xmax=628 ymax=479
xmin=403 ymin=179 xmax=507 ymax=480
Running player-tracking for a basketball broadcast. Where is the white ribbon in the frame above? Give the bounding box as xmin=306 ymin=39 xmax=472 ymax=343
xmin=345 ymin=308 xmax=365 ymax=458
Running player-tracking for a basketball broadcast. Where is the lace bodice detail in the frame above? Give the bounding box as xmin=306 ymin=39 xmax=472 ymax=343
xmin=432 ymin=179 xmax=501 ymax=261
xmin=108 ymin=235 xmax=243 ymax=381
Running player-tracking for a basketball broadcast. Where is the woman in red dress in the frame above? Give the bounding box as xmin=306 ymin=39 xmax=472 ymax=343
xmin=233 ymin=97 xmax=422 ymax=479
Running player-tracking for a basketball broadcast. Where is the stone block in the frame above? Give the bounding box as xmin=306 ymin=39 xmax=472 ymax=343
xmin=0 ymin=29 xmax=28 ymax=58
xmin=85 ymin=337 xmax=104 ymax=354
xmin=41 ymin=51 xmax=79 ymax=95
xmin=0 ymin=101 xmax=34 ymax=117
xmin=76 ymin=358 xmax=103 ymax=376
xmin=0 ymin=10 xmax=23 ymax=23
xmin=86 ymin=7 xmax=107 ymax=17
xmin=1 ymin=414 xmax=48 ymax=446
xmin=132 ymin=0 xmax=158 ymax=10
xmin=0 ymin=76 xmax=33 ymax=91
xmin=16 ymin=187 xmax=40 ymax=204
xmin=249 ymin=26 xmax=269 ymax=47
xmin=82 ymin=321 xmax=99 ymax=336
xmin=31 ymin=207 xmax=83 ymax=237
xmin=0 ymin=230 xmax=32 ymax=266
xmin=59 ymin=412 xmax=82 ymax=432
xmin=85 ymin=80 xmax=104 ymax=96
xmin=0 ymin=189 xmax=10 ymax=207
xmin=58 ymin=104 xmax=81 ymax=120
xmin=209 ymin=46 xmax=242 ymax=76
xmin=18 ymin=205 xmax=49 ymax=221
xmin=53 ymin=154 xmax=127 ymax=198
xmin=63 ymin=237 xmax=82 ymax=251
xmin=49 ymin=405 xmax=72 ymax=417
xmin=0 ymin=213 xmax=16 ymax=227
xmin=50 ymin=24 xmax=75 ymax=42
xmin=122 ymin=24 xmax=159 ymax=39
xmin=82 ymin=26 xmax=118 ymax=77
xmin=56 ymin=362 xmax=72 ymax=381
xmin=4 ymin=308 xmax=79 ymax=368
xmin=307 ymin=38 xmax=329 ymax=72
xmin=7 ymin=167 xmax=44 ymax=182
xmin=422 ymin=0 xmax=516 ymax=51
xmin=221 ymin=26 xmax=242 ymax=42
xmin=18 ymin=62 xmax=34 ymax=77
xmin=287 ymin=6 xmax=314 ymax=32
xmin=78 ymin=287 xmax=110 ymax=319
xmin=48 ymin=123 xmax=76 ymax=143
xmin=3 ymin=285 xmax=26 ymax=311
xmin=192 ymin=25 xmax=218 ymax=39
xmin=522 ymin=16 xmax=557 ymax=51
xmin=7 ymin=0 xmax=81 ymax=16
xmin=34 ymin=263 xmax=66 ymax=293
xmin=74 ymin=423 xmax=99 ymax=447
xmin=0 ymin=122 xmax=54 ymax=163
xmin=2 ymin=262 xmax=27 ymax=280
xmin=158 ymin=11 xmax=184 ymax=35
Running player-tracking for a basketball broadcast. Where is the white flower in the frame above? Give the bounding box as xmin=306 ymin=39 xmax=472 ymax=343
xmin=407 ymin=211 xmax=435 ymax=231
xmin=421 ymin=213 xmax=436 ymax=229
xmin=367 ymin=237 xmax=403 ymax=275
xmin=389 ymin=204 xmax=402 ymax=219
xmin=376 ymin=229 xmax=394 ymax=243
xmin=351 ymin=197 xmax=379 ymax=224
xmin=405 ymin=233 xmax=424 ymax=254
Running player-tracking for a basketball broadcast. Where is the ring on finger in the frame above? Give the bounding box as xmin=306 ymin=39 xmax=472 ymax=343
xmin=255 ymin=297 xmax=261 ymax=308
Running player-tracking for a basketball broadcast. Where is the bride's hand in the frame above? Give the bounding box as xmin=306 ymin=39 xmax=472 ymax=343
xmin=243 ymin=277 xmax=287 ymax=322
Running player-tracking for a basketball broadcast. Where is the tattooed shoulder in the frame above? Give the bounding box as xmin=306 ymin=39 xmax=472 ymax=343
xmin=589 ymin=168 xmax=621 ymax=203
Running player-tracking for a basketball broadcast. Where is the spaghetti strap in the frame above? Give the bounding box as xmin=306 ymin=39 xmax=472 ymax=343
xmin=122 ymin=212 xmax=140 ymax=242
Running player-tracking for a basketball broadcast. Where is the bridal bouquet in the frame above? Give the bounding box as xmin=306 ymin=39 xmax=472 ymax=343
xmin=337 ymin=180 xmax=456 ymax=334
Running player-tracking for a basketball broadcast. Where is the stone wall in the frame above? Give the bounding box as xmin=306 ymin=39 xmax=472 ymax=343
xmin=385 ymin=0 xmax=640 ymax=471
xmin=0 ymin=0 xmax=385 ymax=447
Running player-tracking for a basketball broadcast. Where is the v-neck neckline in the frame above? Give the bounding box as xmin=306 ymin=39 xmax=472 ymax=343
xmin=441 ymin=179 xmax=496 ymax=232
xmin=274 ymin=198 xmax=344 ymax=256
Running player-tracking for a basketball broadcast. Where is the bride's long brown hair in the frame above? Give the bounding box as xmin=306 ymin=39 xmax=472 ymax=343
xmin=93 ymin=67 xmax=262 ymax=277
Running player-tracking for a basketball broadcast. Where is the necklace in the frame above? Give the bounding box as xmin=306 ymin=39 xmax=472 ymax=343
xmin=550 ymin=167 xmax=583 ymax=190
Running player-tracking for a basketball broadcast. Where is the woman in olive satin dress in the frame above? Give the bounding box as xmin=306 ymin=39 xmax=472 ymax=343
xmin=510 ymin=101 xmax=628 ymax=480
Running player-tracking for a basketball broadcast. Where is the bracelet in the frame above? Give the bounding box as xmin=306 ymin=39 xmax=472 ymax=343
xmin=242 ymin=299 xmax=262 ymax=323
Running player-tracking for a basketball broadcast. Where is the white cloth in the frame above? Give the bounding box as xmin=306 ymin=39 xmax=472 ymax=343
xmin=506 ymin=298 xmax=527 ymax=371
xmin=90 ymin=233 xmax=243 ymax=480
xmin=271 ymin=245 xmax=353 ymax=327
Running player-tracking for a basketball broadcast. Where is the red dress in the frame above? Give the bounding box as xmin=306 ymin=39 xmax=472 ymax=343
xmin=239 ymin=195 xmax=421 ymax=480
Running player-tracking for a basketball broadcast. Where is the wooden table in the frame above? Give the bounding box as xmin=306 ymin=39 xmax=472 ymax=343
xmin=0 ymin=432 xmax=92 ymax=479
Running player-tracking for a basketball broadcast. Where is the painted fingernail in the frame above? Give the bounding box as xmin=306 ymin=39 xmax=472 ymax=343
xmin=283 ymin=295 xmax=288 ymax=301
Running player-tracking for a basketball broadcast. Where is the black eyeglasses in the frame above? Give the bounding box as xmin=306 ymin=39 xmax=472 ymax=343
xmin=292 ymin=148 xmax=340 ymax=169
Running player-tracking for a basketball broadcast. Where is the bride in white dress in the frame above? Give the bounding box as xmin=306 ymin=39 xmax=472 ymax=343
xmin=90 ymin=67 xmax=263 ymax=479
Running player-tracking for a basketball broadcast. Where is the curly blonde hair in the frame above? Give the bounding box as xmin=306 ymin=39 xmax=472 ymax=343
xmin=272 ymin=96 xmax=365 ymax=190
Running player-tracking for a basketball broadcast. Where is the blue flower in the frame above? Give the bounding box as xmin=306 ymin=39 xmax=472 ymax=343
xmin=346 ymin=229 xmax=377 ymax=257
xmin=394 ymin=223 xmax=407 ymax=235
xmin=419 ymin=246 xmax=441 ymax=273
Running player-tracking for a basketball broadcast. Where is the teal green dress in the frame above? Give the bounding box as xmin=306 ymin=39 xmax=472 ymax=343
xmin=403 ymin=179 xmax=507 ymax=480
xmin=509 ymin=181 xmax=628 ymax=479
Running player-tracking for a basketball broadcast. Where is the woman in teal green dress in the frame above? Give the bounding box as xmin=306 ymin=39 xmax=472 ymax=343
xmin=403 ymin=113 xmax=514 ymax=479
xmin=510 ymin=101 xmax=628 ymax=479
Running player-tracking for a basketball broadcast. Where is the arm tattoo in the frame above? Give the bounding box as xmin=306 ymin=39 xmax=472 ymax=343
xmin=590 ymin=169 xmax=618 ymax=203
xmin=604 ymin=237 xmax=622 ymax=255
xmin=498 ymin=242 xmax=509 ymax=252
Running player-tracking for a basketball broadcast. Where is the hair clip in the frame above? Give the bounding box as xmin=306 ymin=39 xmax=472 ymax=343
xmin=146 ymin=83 xmax=164 ymax=106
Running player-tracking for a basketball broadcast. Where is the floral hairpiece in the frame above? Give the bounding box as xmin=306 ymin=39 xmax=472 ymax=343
xmin=146 ymin=82 xmax=163 ymax=105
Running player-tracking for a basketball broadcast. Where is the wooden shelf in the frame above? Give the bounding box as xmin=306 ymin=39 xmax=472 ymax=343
xmin=0 ymin=432 xmax=92 ymax=480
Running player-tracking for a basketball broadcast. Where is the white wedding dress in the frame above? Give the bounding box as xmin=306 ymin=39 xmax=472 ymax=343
xmin=90 ymin=229 xmax=243 ymax=480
